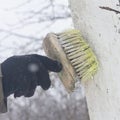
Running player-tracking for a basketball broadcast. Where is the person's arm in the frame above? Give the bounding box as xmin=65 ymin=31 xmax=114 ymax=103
xmin=0 ymin=54 xmax=62 ymax=113
xmin=0 ymin=64 xmax=7 ymax=113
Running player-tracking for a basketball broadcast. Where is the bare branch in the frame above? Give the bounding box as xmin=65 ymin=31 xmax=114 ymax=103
xmin=4 ymin=0 xmax=33 ymax=11
xmin=99 ymin=6 xmax=120 ymax=14
xmin=16 ymin=5 xmax=70 ymax=22
xmin=0 ymin=29 xmax=40 ymax=40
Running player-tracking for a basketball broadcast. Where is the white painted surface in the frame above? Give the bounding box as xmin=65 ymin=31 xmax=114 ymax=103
xmin=69 ymin=0 xmax=120 ymax=120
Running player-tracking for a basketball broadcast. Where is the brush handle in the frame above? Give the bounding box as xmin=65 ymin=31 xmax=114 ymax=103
xmin=43 ymin=33 xmax=76 ymax=92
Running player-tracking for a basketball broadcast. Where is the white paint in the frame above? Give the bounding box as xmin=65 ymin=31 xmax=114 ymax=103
xmin=69 ymin=0 xmax=120 ymax=120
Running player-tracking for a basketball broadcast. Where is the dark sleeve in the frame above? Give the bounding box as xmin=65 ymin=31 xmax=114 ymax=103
xmin=0 ymin=64 xmax=7 ymax=113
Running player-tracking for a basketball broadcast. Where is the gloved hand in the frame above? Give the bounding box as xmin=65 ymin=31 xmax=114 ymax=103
xmin=1 ymin=54 xmax=62 ymax=98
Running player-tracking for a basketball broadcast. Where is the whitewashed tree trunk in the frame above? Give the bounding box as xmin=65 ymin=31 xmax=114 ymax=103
xmin=69 ymin=0 xmax=120 ymax=120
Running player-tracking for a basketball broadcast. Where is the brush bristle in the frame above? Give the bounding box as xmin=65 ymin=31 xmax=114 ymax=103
xmin=56 ymin=29 xmax=98 ymax=81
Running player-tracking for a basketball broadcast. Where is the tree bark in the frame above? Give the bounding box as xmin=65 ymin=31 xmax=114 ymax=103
xmin=69 ymin=0 xmax=120 ymax=120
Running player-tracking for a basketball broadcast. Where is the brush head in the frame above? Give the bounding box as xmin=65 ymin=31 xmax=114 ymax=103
xmin=43 ymin=29 xmax=98 ymax=92
xmin=57 ymin=30 xmax=98 ymax=80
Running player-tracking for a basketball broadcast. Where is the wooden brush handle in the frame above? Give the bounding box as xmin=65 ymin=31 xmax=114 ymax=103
xmin=43 ymin=33 xmax=76 ymax=92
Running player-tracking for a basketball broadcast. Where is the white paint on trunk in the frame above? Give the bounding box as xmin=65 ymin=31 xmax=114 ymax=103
xmin=69 ymin=0 xmax=120 ymax=120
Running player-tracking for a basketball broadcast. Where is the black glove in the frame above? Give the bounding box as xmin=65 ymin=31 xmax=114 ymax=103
xmin=1 ymin=54 xmax=62 ymax=98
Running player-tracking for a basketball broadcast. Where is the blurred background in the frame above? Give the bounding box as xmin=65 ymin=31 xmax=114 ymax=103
xmin=0 ymin=0 xmax=88 ymax=120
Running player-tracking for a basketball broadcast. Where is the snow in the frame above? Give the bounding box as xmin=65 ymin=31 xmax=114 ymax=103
xmin=0 ymin=0 xmax=73 ymax=62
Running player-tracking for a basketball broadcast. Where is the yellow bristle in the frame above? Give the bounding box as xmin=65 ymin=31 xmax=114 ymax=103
xmin=58 ymin=29 xmax=98 ymax=81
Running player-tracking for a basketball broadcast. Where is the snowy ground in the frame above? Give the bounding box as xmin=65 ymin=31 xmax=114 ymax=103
xmin=0 ymin=0 xmax=73 ymax=61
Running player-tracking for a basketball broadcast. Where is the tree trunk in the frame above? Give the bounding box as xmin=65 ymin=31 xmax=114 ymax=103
xmin=69 ymin=0 xmax=120 ymax=120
